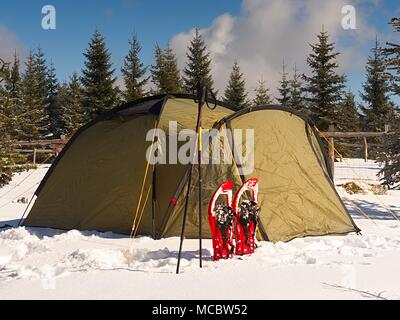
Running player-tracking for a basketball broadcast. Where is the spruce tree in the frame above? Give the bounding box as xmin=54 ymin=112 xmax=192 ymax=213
xmin=2 ymin=53 xmax=22 ymax=139
xmin=0 ymin=59 xmax=15 ymax=186
xmin=276 ymin=62 xmax=290 ymax=106
xmin=47 ymin=62 xmax=62 ymax=137
xmin=20 ymin=51 xmax=38 ymax=139
xmin=163 ymin=44 xmax=183 ymax=93
xmin=121 ymin=33 xmax=148 ymax=102
xmin=35 ymin=48 xmax=51 ymax=136
xmin=20 ymin=50 xmax=49 ymax=140
xmin=378 ymin=117 xmax=400 ymax=189
xmin=0 ymin=58 xmax=13 ymax=128
xmin=62 ymin=73 xmax=85 ymax=134
xmin=9 ymin=52 xmax=23 ymax=119
xmin=253 ymin=79 xmax=273 ymax=105
xmin=151 ymin=44 xmax=183 ymax=94
xmin=81 ymin=30 xmax=117 ymax=120
xmin=382 ymin=17 xmax=400 ymax=96
xmin=223 ymin=61 xmax=249 ymax=108
xmin=360 ymin=38 xmax=396 ymax=131
xmin=34 ymin=48 xmax=50 ymax=111
xmin=336 ymin=91 xmax=360 ymax=132
xmin=53 ymin=83 xmax=69 ymax=135
xmin=183 ymin=28 xmax=214 ymax=96
xmin=150 ymin=45 xmax=165 ymax=94
xmin=377 ymin=18 xmax=400 ymax=189
xmin=334 ymin=91 xmax=361 ymax=157
xmin=288 ymin=66 xmax=306 ymax=113
xmin=303 ymin=30 xmax=346 ymax=130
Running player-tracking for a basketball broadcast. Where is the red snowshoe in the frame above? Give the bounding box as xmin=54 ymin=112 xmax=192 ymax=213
xmin=233 ymin=178 xmax=260 ymax=256
xmin=208 ymin=180 xmax=235 ymax=261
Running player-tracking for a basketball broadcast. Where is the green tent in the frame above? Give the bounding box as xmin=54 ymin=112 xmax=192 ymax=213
xmin=24 ymin=94 xmax=359 ymax=242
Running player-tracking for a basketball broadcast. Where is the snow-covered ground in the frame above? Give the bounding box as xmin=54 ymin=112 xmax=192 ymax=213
xmin=0 ymin=160 xmax=399 ymax=300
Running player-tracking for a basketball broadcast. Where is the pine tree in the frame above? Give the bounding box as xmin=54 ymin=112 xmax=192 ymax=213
xmin=121 ymin=33 xmax=148 ymax=102
xmin=288 ymin=66 xmax=306 ymax=113
xmin=61 ymin=73 xmax=85 ymax=134
xmin=20 ymin=50 xmax=49 ymax=140
xmin=183 ymin=28 xmax=214 ymax=96
xmin=253 ymin=79 xmax=273 ymax=105
xmin=303 ymin=30 xmax=346 ymax=130
xmin=360 ymin=38 xmax=396 ymax=131
xmin=81 ymin=30 xmax=117 ymax=120
xmin=151 ymin=44 xmax=183 ymax=94
xmin=276 ymin=62 xmax=290 ymax=106
xmin=223 ymin=61 xmax=249 ymax=108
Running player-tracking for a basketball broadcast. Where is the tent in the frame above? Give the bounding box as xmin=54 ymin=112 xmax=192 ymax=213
xmin=24 ymin=94 xmax=360 ymax=242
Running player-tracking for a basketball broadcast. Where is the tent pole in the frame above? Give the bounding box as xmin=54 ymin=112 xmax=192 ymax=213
xmin=17 ymin=194 xmax=35 ymax=227
xmin=176 ymin=83 xmax=206 ymax=274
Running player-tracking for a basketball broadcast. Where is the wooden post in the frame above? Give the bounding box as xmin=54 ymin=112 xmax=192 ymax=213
xmin=363 ymin=137 xmax=368 ymax=162
xmin=33 ymin=148 xmax=37 ymax=165
xmin=328 ymin=125 xmax=335 ymax=179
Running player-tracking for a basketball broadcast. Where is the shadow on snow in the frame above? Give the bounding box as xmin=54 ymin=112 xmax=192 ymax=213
xmin=345 ymin=198 xmax=400 ymax=221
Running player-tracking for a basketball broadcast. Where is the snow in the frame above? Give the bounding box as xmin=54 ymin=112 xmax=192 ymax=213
xmin=335 ymin=158 xmax=382 ymax=185
xmin=0 ymin=160 xmax=400 ymax=300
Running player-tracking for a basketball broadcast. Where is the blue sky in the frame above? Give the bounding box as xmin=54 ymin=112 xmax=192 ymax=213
xmin=0 ymin=0 xmax=239 ymax=81
xmin=0 ymin=0 xmax=399 ymax=103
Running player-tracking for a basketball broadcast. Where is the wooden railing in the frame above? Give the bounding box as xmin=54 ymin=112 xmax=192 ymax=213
xmin=8 ymin=126 xmax=394 ymax=178
xmin=321 ymin=125 xmax=393 ymax=178
xmin=11 ymin=137 xmax=69 ymax=164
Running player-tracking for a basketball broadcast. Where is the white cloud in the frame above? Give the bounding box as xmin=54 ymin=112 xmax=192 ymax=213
xmin=170 ymin=0 xmax=378 ymax=100
xmin=0 ymin=26 xmax=26 ymax=63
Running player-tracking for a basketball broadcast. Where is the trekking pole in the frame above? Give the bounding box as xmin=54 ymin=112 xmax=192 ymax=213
xmin=176 ymin=83 xmax=206 ymax=274
xmin=197 ymin=85 xmax=207 ymax=269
